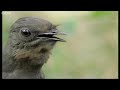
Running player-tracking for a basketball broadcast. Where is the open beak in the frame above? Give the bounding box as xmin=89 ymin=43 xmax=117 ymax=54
xmin=37 ymin=30 xmax=66 ymax=42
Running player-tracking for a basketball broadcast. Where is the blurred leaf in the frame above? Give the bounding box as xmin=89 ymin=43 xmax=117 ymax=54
xmin=91 ymin=11 xmax=113 ymax=18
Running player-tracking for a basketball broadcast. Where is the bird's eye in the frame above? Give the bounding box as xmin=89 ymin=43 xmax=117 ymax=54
xmin=21 ymin=28 xmax=31 ymax=37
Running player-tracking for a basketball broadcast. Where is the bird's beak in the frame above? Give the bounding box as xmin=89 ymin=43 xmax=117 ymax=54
xmin=37 ymin=30 xmax=66 ymax=42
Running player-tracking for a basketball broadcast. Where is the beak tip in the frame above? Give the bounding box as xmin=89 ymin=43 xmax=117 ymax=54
xmin=58 ymin=32 xmax=67 ymax=35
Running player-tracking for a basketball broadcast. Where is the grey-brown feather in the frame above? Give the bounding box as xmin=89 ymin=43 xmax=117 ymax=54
xmin=2 ymin=17 xmax=58 ymax=79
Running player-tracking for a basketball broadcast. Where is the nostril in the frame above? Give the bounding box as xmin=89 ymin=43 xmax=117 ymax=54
xmin=52 ymin=31 xmax=57 ymax=33
xmin=52 ymin=31 xmax=56 ymax=33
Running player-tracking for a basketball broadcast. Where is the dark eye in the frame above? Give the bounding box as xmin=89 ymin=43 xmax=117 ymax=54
xmin=21 ymin=28 xmax=31 ymax=37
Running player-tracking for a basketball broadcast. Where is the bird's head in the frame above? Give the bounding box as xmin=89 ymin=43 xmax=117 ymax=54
xmin=8 ymin=17 xmax=66 ymax=65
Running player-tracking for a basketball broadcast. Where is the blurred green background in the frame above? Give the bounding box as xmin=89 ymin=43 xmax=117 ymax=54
xmin=2 ymin=11 xmax=118 ymax=79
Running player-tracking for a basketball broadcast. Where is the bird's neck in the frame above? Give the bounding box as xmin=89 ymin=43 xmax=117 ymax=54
xmin=3 ymin=48 xmax=46 ymax=79
xmin=16 ymin=62 xmax=43 ymax=72
xmin=3 ymin=41 xmax=51 ymax=79
xmin=12 ymin=63 xmax=44 ymax=79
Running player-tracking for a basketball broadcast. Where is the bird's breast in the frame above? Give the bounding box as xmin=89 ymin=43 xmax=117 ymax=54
xmin=14 ymin=46 xmax=51 ymax=64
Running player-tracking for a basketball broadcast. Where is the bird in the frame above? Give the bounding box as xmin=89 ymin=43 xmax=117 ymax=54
xmin=2 ymin=17 xmax=66 ymax=79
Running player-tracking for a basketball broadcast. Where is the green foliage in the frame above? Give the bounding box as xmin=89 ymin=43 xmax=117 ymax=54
xmin=91 ymin=11 xmax=113 ymax=18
